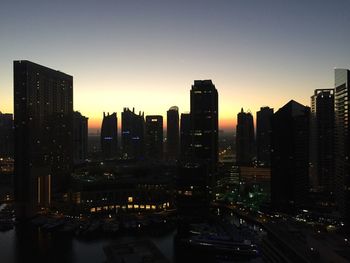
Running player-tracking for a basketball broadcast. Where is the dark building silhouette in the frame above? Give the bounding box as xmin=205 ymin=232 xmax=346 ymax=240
xmin=236 ymin=108 xmax=255 ymax=166
xmin=121 ymin=108 xmax=145 ymax=160
xmin=166 ymin=106 xmax=179 ymax=160
xmin=0 ymin=112 xmax=13 ymax=157
xmin=334 ymin=68 xmax=350 ymax=220
xmin=73 ymin=111 xmax=88 ymax=164
xmin=176 ymin=162 xmax=210 ymax=218
xmin=271 ymin=100 xmax=310 ymax=208
xmin=145 ymin=115 xmax=163 ymax=160
xmin=256 ymin=107 xmax=273 ymax=167
xmin=14 ymin=60 xmax=73 ymax=219
xmin=310 ymin=89 xmax=334 ymax=193
xmin=180 ymin=113 xmax=191 ymax=160
xmin=100 ymin=112 xmax=118 ymax=159
xmin=190 ymin=80 xmax=218 ymax=174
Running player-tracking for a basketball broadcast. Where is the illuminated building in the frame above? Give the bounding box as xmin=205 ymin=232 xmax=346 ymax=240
xmin=14 ymin=60 xmax=73 ymax=219
xmin=121 ymin=107 xmax=145 ymax=160
xmin=73 ymin=111 xmax=88 ymax=163
xmin=334 ymin=68 xmax=350 ymax=220
xmin=271 ymin=100 xmax=310 ymax=208
xmin=256 ymin=107 xmax=273 ymax=167
xmin=190 ymin=80 xmax=218 ymax=174
xmin=166 ymin=106 xmax=179 ymax=160
xmin=100 ymin=112 xmax=118 ymax=159
xmin=236 ymin=108 xmax=255 ymax=166
xmin=145 ymin=115 xmax=163 ymax=159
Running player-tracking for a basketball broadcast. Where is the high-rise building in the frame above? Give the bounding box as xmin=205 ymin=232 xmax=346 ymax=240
xmin=190 ymin=80 xmax=218 ymax=174
xmin=0 ymin=112 xmax=13 ymax=158
xmin=236 ymin=108 xmax=255 ymax=166
xmin=256 ymin=107 xmax=273 ymax=167
xmin=145 ymin=115 xmax=163 ymax=159
xmin=167 ymin=106 xmax=179 ymax=160
xmin=73 ymin=111 xmax=88 ymax=163
xmin=121 ymin=108 xmax=145 ymax=160
xmin=334 ymin=68 xmax=350 ymax=220
xmin=271 ymin=100 xmax=310 ymax=208
xmin=180 ymin=113 xmax=191 ymax=160
xmin=14 ymin=60 xmax=73 ymax=219
xmin=310 ymin=89 xmax=334 ymax=192
xmin=100 ymin=112 xmax=118 ymax=159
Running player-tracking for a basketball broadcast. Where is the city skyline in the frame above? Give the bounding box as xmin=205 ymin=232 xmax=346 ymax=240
xmin=1 ymin=1 xmax=350 ymax=132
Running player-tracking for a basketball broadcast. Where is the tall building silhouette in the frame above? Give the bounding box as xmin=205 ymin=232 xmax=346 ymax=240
xmin=0 ymin=112 xmax=13 ymax=157
xmin=271 ymin=100 xmax=310 ymax=208
xmin=121 ymin=108 xmax=145 ymax=160
xmin=236 ymin=108 xmax=255 ymax=166
xmin=334 ymin=68 xmax=350 ymax=220
xmin=180 ymin=113 xmax=191 ymax=160
xmin=190 ymin=80 xmax=218 ymax=173
xmin=310 ymin=89 xmax=334 ymax=192
xmin=256 ymin=107 xmax=273 ymax=167
xmin=14 ymin=60 xmax=73 ymax=219
xmin=100 ymin=112 xmax=118 ymax=159
xmin=73 ymin=111 xmax=88 ymax=163
xmin=167 ymin=106 xmax=179 ymax=160
xmin=145 ymin=115 xmax=163 ymax=159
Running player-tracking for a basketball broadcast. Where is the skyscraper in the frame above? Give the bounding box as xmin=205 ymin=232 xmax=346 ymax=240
xmin=236 ymin=108 xmax=255 ymax=166
xmin=73 ymin=111 xmax=88 ymax=163
xmin=0 ymin=112 xmax=13 ymax=158
xmin=190 ymin=80 xmax=218 ymax=173
xmin=145 ymin=115 xmax=163 ymax=160
xmin=256 ymin=107 xmax=273 ymax=167
xmin=121 ymin=108 xmax=145 ymax=160
xmin=334 ymin=68 xmax=350 ymax=220
xmin=14 ymin=60 xmax=73 ymax=219
xmin=100 ymin=112 xmax=118 ymax=159
xmin=180 ymin=113 xmax=191 ymax=160
xmin=167 ymin=106 xmax=179 ymax=160
xmin=310 ymin=89 xmax=334 ymax=192
xmin=271 ymin=100 xmax=310 ymax=208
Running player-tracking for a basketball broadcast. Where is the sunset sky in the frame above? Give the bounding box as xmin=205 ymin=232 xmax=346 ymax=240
xmin=1 ymin=0 xmax=350 ymax=133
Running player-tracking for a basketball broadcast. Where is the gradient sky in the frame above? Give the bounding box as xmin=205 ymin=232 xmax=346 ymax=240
xmin=1 ymin=0 xmax=350 ymax=133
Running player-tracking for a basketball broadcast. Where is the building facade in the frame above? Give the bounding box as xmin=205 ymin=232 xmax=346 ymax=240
xmin=14 ymin=60 xmax=73 ymax=219
xmin=256 ymin=107 xmax=273 ymax=167
xmin=334 ymin=68 xmax=350 ymax=220
xmin=271 ymin=100 xmax=310 ymax=208
xmin=73 ymin=111 xmax=88 ymax=163
xmin=100 ymin=112 xmax=118 ymax=159
xmin=0 ymin=112 xmax=13 ymax=158
xmin=121 ymin=108 xmax=145 ymax=160
xmin=167 ymin=106 xmax=179 ymax=160
xmin=236 ymin=108 xmax=255 ymax=166
xmin=145 ymin=115 xmax=163 ymax=160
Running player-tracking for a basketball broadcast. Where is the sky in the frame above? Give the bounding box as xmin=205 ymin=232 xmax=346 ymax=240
xmin=0 ymin=0 xmax=350 ymax=133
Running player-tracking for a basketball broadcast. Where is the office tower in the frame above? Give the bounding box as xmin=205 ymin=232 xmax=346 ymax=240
xmin=145 ymin=115 xmax=163 ymax=159
xmin=167 ymin=106 xmax=179 ymax=160
xmin=180 ymin=113 xmax=191 ymax=160
xmin=334 ymin=68 xmax=350 ymax=220
xmin=100 ymin=112 xmax=118 ymax=159
xmin=73 ymin=111 xmax=88 ymax=163
xmin=14 ymin=60 xmax=73 ymax=219
xmin=0 ymin=112 xmax=13 ymax=157
xmin=236 ymin=108 xmax=255 ymax=166
xmin=310 ymin=89 xmax=334 ymax=192
xmin=271 ymin=100 xmax=310 ymax=207
xmin=121 ymin=107 xmax=145 ymax=160
xmin=256 ymin=107 xmax=273 ymax=167
xmin=190 ymin=80 xmax=218 ymax=173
